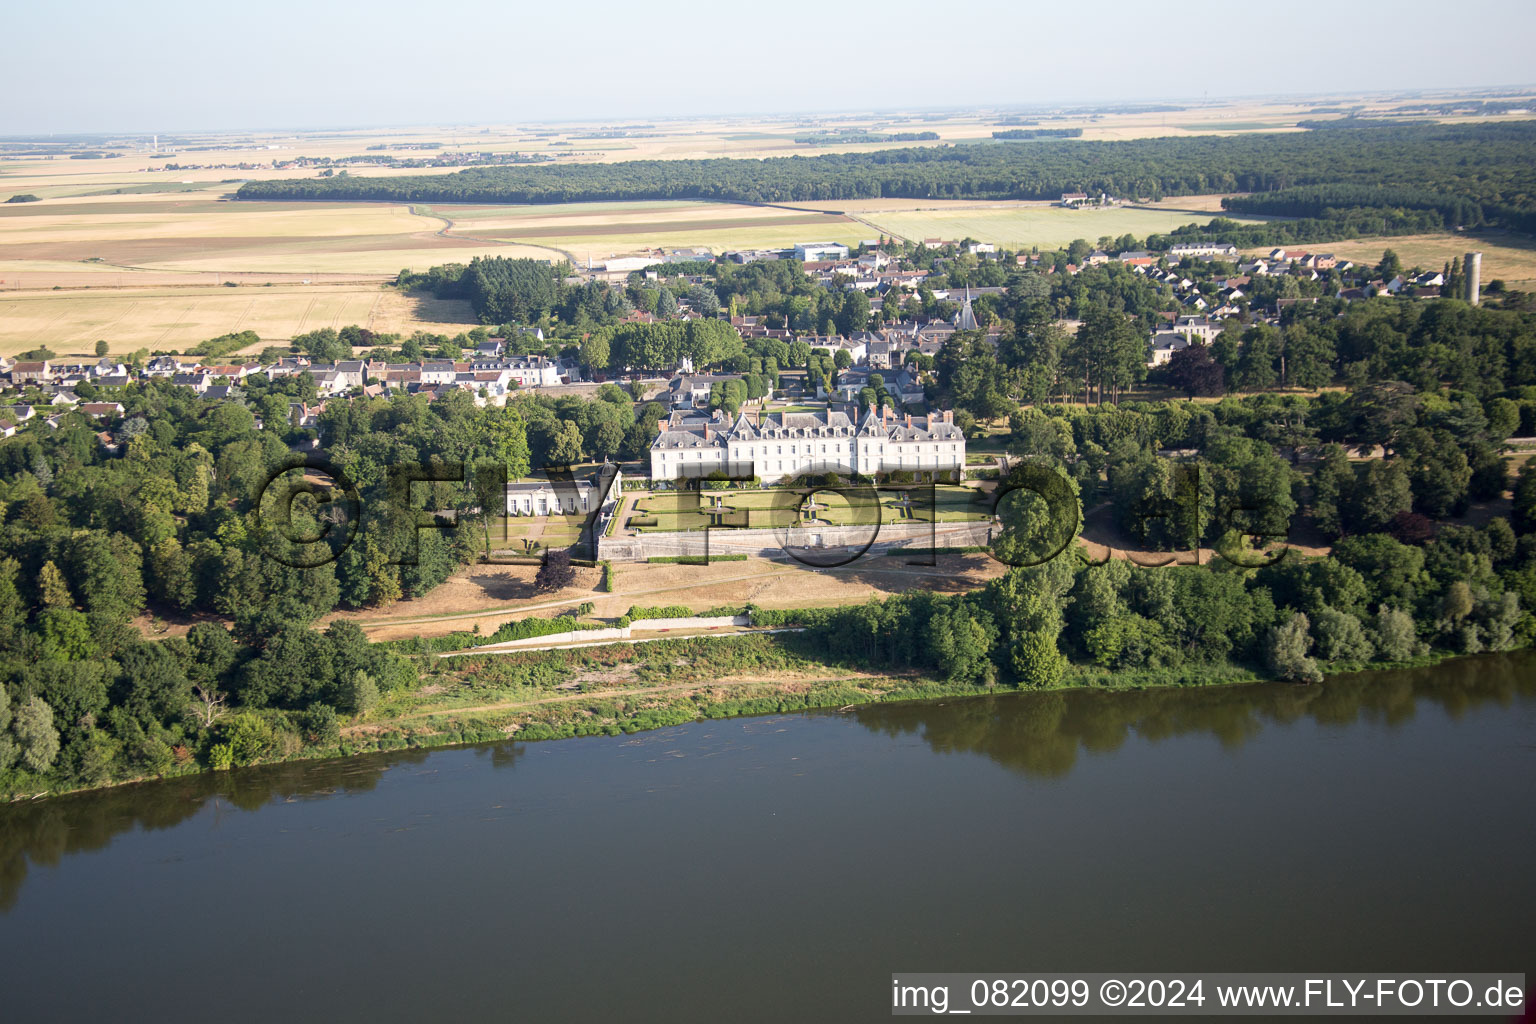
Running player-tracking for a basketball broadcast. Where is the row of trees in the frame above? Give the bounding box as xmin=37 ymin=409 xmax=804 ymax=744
xmin=237 ymin=122 xmax=1536 ymax=223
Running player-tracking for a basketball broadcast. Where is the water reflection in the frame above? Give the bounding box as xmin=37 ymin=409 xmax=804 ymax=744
xmin=851 ymin=650 xmax=1536 ymax=779
xmin=0 ymin=652 xmax=1530 ymax=912
xmin=0 ymin=743 xmax=525 ymax=911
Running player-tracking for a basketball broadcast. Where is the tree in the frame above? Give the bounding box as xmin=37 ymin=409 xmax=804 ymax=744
xmin=547 ymin=421 xmax=584 ymax=465
xmin=1346 ymin=460 xmax=1412 ymax=533
xmin=1266 ymin=612 xmax=1322 ymax=683
xmin=534 ymin=549 xmax=576 ymax=592
xmin=1165 ymin=344 xmax=1225 ymax=397
xmin=1233 ymin=324 xmax=1279 ymax=391
xmin=1312 ymin=607 xmax=1373 ymax=662
xmin=1310 ymin=444 xmax=1354 ymax=537
xmin=39 ymin=560 xmax=73 ymax=610
xmin=1372 ymin=606 xmax=1421 ymax=662
xmin=1376 ymin=249 xmax=1403 ymax=280
xmin=342 ymin=670 xmax=379 ymax=716
xmin=926 ymin=601 xmax=998 ymax=684
xmin=187 ymin=684 xmax=229 ymax=729
xmin=95 ymin=339 xmax=110 ymax=357
xmin=836 ymin=289 xmax=870 ymax=334
xmin=655 ymin=287 xmax=678 ymax=318
xmin=13 ymin=696 xmax=61 ymax=773
xmin=580 ymin=332 xmax=611 ymax=371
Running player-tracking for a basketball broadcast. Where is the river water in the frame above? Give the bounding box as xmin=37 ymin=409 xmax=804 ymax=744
xmin=2 ymin=652 xmax=1532 ymax=1022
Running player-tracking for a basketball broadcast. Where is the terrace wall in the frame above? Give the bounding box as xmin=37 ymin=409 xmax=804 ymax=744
xmin=598 ymin=520 xmax=993 ymax=562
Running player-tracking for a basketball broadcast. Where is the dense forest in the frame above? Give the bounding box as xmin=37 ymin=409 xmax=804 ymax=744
xmin=237 ymin=122 xmax=1536 ymax=225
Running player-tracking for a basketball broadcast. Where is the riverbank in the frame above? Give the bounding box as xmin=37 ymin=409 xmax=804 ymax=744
xmin=0 ymin=627 xmax=1497 ymax=803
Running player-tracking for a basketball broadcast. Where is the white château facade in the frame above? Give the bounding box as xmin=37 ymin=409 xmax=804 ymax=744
xmin=650 ymin=408 xmax=965 ymax=483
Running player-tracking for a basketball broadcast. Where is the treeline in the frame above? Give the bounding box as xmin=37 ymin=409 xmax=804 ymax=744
xmin=991 ymin=128 xmax=1084 ymax=140
xmin=1222 ymin=184 xmax=1536 ymax=236
xmin=794 ymin=131 xmax=940 ymax=145
xmin=235 ymin=122 xmax=1536 ymax=217
xmin=582 ymin=319 xmax=744 ymax=373
xmin=398 ymin=256 xmax=635 ymax=327
xmin=759 ymin=508 xmax=1524 ymax=689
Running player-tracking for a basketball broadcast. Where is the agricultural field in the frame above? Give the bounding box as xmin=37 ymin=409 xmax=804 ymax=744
xmin=0 ymin=282 xmax=478 ymax=354
xmin=1280 ymin=233 xmax=1536 ymax=289
xmin=430 ymin=200 xmax=865 ymax=261
xmin=0 ymin=190 xmax=558 ymax=276
xmin=838 ymin=200 xmax=1271 ymax=250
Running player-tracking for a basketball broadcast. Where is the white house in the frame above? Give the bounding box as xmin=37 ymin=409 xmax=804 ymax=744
xmin=506 ymin=479 xmax=595 ymax=516
xmin=1169 ymin=242 xmax=1240 ymax=260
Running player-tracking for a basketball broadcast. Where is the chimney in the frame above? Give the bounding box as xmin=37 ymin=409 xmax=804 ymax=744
xmin=943 ymin=409 xmax=953 ymax=424
xmin=704 ymin=423 xmax=712 ymax=441
xmin=905 ymin=413 xmax=912 ymax=428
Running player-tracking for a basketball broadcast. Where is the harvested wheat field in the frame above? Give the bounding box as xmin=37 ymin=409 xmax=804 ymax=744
xmin=0 ymin=281 xmax=480 ymax=353
xmin=431 ymin=199 xmax=863 ymax=259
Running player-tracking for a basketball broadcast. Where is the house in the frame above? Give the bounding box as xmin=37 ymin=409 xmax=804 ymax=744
xmin=1060 ymin=192 xmax=1090 ymax=207
xmin=0 ymin=420 xmax=15 ymax=439
xmin=10 ymin=361 xmax=50 ymax=383
xmin=96 ymin=431 xmax=120 ymax=454
xmin=650 ymin=407 xmax=965 ymax=484
xmin=1169 ymin=241 xmax=1240 ymax=260
xmin=79 ymin=402 xmax=125 ymax=419
xmin=172 ymin=371 xmax=212 ymax=394
xmin=1084 ymin=250 xmax=1111 ymax=266
xmin=1114 ymin=251 xmax=1157 ymax=267
xmin=504 ymin=355 xmax=562 ymax=388
xmin=1148 ymin=332 xmax=1191 ymax=367
xmin=1170 ymin=316 xmax=1220 ymax=344
xmin=805 ymin=335 xmax=867 ymax=365
xmin=506 ymin=478 xmax=595 ymax=516
xmin=329 ymin=360 xmax=365 ymax=388
xmin=667 ymin=373 xmax=737 ymax=410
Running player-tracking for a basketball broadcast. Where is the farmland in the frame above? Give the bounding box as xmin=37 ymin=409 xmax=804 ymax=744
xmin=0 ymin=282 xmax=477 ymax=355
xmin=0 ymin=192 xmax=558 ymax=275
xmin=1280 ymin=232 xmax=1536 ymax=289
xmin=428 ymin=199 xmax=864 ymax=261
xmin=832 ymin=199 xmax=1271 ymax=250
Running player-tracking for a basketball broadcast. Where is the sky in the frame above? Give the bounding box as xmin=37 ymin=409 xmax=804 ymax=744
xmin=7 ymin=0 xmax=1536 ymax=135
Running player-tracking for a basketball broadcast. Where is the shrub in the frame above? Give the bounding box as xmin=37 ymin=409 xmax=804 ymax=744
xmin=625 ymin=604 xmax=695 ymax=621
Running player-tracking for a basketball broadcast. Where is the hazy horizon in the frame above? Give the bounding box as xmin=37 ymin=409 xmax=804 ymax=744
xmin=8 ymin=0 xmax=1536 ymax=136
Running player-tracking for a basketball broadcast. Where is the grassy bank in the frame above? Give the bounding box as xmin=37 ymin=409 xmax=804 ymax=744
xmin=5 ymin=629 xmax=1480 ymax=803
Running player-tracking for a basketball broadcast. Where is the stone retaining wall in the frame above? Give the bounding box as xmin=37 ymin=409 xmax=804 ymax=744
xmin=599 ymin=520 xmax=994 ymax=563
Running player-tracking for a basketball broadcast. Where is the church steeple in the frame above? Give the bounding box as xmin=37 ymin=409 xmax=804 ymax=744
xmin=957 ymin=286 xmax=978 ymax=331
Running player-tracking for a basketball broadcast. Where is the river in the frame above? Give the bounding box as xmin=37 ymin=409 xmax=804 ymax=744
xmin=2 ymin=652 xmax=1532 ymax=1022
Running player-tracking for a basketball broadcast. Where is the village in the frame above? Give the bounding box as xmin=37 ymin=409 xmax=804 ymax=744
xmin=0 ymin=229 xmax=1490 ymax=573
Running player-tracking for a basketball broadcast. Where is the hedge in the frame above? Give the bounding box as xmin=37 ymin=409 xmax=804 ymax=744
xmin=646 ymin=554 xmax=747 ymax=563
xmin=385 ymin=613 xmax=604 ymax=654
